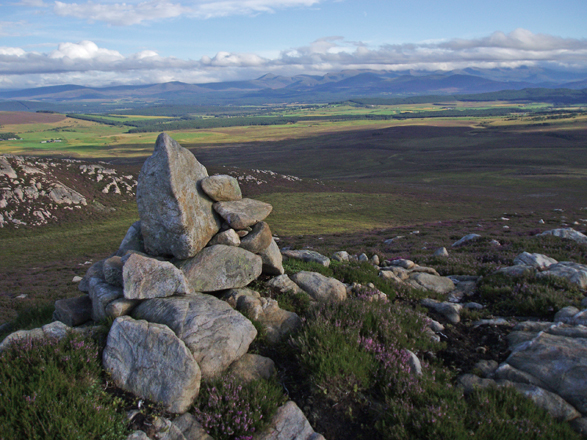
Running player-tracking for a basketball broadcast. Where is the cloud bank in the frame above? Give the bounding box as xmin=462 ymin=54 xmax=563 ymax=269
xmin=1 ymin=29 xmax=587 ymax=89
xmin=51 ymin=0 xmax=322 ymax=26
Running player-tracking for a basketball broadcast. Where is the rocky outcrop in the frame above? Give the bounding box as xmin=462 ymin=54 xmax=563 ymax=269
xmin=538 ymin=228 xmax=587 ymax=245
xmin=137 ymin=133 xmax=220 ymax=259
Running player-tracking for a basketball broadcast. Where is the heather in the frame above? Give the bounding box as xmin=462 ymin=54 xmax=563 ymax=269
xmin=0 ymin=334 xmax=128 ymax=440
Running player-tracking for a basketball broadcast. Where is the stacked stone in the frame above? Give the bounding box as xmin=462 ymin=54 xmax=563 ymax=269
xmin=54 ymin=133 xmax=290 ymax=415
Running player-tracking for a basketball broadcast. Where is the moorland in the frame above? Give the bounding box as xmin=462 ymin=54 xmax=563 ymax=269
xmin=1 ymin=91 xmax=587 ymax=439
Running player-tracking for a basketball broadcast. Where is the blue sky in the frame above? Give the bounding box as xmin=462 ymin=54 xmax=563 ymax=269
xmin=1 ymin=0 xmax=586 ymax=89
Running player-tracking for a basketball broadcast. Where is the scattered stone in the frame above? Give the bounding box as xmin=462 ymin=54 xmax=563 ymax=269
xmin=452 ymin=234 xmax=481 ymax=248
xmin=389 ymin=259 xmax=415 ymax=269
xmin=72 ymin=276 xmax=83 ymax=283
xmin=421 ymin=298 xmax=461 ymax=324
xmin=496 ymin=265 xmax=535 ymax=277
xmin=137 ymin=133 xmax=220 ymax=259
xmin=53 ymin=295 xmax=92 ymax=327
xmin=538 ymin=228 xmax=587 ymax=245
xmin=103 ymin=316 xmax=201 ymax=414
xmin=228 ymin=353 xmax=276 ymax=383
xmin=159 ymin=412 xmax=214 ymax=440
xmin=331 ymin=251 xmax=349 ymax=262
xmin=472 ymin=318 xmax=511 ymax=327
xmin=384 ymin=236 xmax=403 ymax=244
xmin=408 ymin=273 xmax=455 ymax=294
xmin=178 ymin=245 xmax=262 ymax=292
xmin=428 ymin=319 xmax=445 ymax=332
xmin=371 ymin=254 xmax=380 ymax=266
xmin=126 ymin=431 xmax=150 ymax=440
xmin=555 ymin=306 xmax=581 ymax=323
xmin=514 ymin=252 xmax=557 ymax=270
xmin=433 ymin=247 xmax=449 ymax=257
xmin=406 ymin=350 xmax=422 ymax=375
xmin=201 ymin=175 xmax=242 ymax=202
xmin=538 ymin=262 xmax=587 ymax=289
xmin=290 ymin=271 xmax=347 ymax=302
xmin=123 ymin=253 xmax=190 ymax=300
xmin=132 ymin=295 xmax=257 ymax=379
xmin=106 ymin=298 xmax=142 ymax=318
xmin=213 ymin=198 xmax=272 ymax=230
xmin=457 ymin=374 xmax=497 ymax=395
xmin=281 ymin=249 xmax=330 ymax=267
xmin=474 ymin=360 xmax=499 ymax=378
xmin=254 ymin=401 xmax=323 ymax=440
xmin=358 ymin=253 xmax=368 ymax=262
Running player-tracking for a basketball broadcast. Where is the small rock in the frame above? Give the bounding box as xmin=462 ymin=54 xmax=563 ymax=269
xmin=331 ymin=251 xmax=349 ymax=262
xmin=53 ymin=295 xmax=92 ymax=327
xmin=228 ymin=353 xmax=276 ymax=383
xmin=290 ymin=271 xmax=347 ymax=302
xmin=213 ymin=198 xmax=273 ymax=229
xmin=208 ymin=229 xmax=241 ymax=247
xmin=240 ymin=221 xmax=272 ymax=254
xmin=201 ymin=175 xmax=242 ymax=202
xmin=452 ymin=234 xmax=481 ymax=248
xmin=474 ymin=360 xmax=499 ymax=378
xmin=421 ymin=298 xmax=461 ymax=324
xmin=72 ymin=276 xmax=83 ymax=283
xmin=433 ymin=247 xmax=449 ymax=257
xmin=281 ymin=249 xmax=330 ymax=267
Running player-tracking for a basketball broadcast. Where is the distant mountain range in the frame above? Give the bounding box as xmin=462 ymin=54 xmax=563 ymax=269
xmin=1 ymin=67 xmax=587 ymax=106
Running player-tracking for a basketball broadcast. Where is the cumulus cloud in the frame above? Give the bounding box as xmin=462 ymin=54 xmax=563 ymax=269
xmin=51 ymin=0 xmax=321 ymax=26
xmin=1 ymin=30 xmax=587 ymax=89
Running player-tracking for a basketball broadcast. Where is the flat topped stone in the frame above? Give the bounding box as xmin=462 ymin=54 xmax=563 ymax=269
xmin=282 ymin=249 xmax=330 ymax=267
xmin=137 ymin=133 xmax=220 ymax=260
xmin=201 ymin=175 xmax=242 ymax=202
xmin=213 ymin=198 xmax=272 ymax=230
xmin=452 ymin=234 xmax=481 ymax=248
xmin=514 ymin=252 xmax=557 ymax=270
xmin=290 ymin=271 xmax=346 ymax=302
xmin=177 ymin=244 xmax=262 ymax=292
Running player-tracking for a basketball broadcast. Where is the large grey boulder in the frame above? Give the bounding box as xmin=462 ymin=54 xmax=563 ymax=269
xmin=103 ymin=316 xmax=201 ymax=414
xmin=282 ymin=250 xmax=330 ymax=267
xmin=504 ymin=331 xmax=587 ymax=414
xmin=123 ymin=253 xmax=190 ymax=300
xmin=538 ymin=228 xmax=587 ymax=245
xmin=132 ymin=295 xmax=257 ymax=379
xmin=259 ymin=239 xmax=285 ymax=275
xmin=137 ymin=133 xmax=220 ymax=260
xmin=290 ymin=271 xmax=347 ymax=302
xmin=503 ymin=382 xmax=581 ymax=422
xmin=177 ymin=245 xmax=262 ymax=292
xmin=514 ymin=252 xmax=557 ymax=270
xmin=254 ymin=401 xmax=324 ymax=440
xmin=213 ymin=198 xmax=273 ymax=229
xmin=88 ymin=278 xmax=123 ymax=322
xmin=240 ymin=221 xmax=272 ymax=254
xmin=115 ymin=221 xmax=145 ymax=257
xmin=538 ymin=262 xmax=587 ymax=289
xmin=407 ymin=272 xmax=455 ymax=294
xmin=201 ymin=175 xmax=242 ymax=202
xmin=53 ymin=295 xmax=92 ymax=327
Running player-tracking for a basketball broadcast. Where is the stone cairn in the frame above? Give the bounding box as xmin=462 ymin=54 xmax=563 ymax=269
xmin=6 ymin=133 xmax=323 ymax=440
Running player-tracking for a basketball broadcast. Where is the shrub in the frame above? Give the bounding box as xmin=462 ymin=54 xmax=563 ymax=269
xmin=0 ymin=334 xmax=128 ymax=440
xmin=192 ymin=375 xmax=286 ymax=440
xmin=478 ymin=273 xmax=583 ymax=318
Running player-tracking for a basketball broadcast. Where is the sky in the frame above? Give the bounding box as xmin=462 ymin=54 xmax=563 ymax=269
xmin=1 ymin=0 xmax=587 ymax=89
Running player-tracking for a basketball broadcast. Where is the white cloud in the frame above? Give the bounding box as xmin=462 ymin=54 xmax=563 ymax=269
xmin=1 ymin=30 xmax=587 ymax=89
xmin=51 ymin=0 xmax=322 ymax=26
xmin=53 ymin=0 xmax=188 ymax=26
